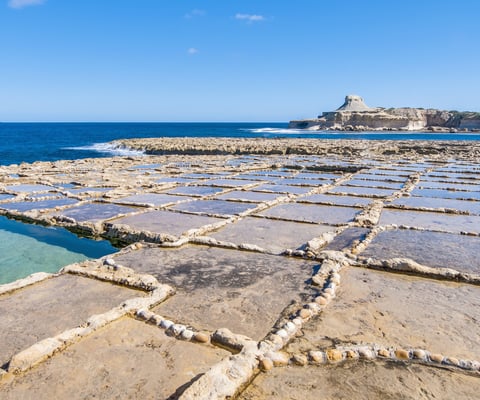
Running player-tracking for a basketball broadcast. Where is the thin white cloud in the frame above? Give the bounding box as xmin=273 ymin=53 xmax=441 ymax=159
xmin=185 ymin=9 xmax=206 ymax=19
xmin=235 ymin=13 xmax=265 ymax=23
xmin=187 ymin=47 xmax=199 ymax=55
xmin=8 ymin=0 xmax=45 ymax=9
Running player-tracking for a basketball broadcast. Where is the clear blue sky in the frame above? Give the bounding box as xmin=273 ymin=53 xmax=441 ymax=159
xmin=1 ymin=0 xmax=479 ymax=122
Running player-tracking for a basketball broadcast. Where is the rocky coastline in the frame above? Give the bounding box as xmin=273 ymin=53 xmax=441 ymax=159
xmin=113 ymin=137 xmax=480 ymax=160
xmin=289 ymin=95 xmax=480 ymax=132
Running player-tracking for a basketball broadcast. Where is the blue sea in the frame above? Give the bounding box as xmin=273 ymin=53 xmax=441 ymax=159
xmin=1 ymin=122 xmax=480 ymax=285
xmin=1 ymin=122 xmax=480 ymax=166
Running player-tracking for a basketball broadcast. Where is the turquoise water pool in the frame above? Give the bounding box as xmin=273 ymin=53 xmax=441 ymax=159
xmin=0 ymin=216 xmax=117 ymax=285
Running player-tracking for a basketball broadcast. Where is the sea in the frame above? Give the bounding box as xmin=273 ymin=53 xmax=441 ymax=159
xmin=1 ymin=122 xmax=480 ymax=284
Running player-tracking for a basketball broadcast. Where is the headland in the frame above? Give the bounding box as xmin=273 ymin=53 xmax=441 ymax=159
xmin=289 ymin=95 xmax=480 ymax=132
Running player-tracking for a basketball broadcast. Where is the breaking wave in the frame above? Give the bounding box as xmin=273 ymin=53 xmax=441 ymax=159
xmin=240 ymin=127 xmax=308 ymax=134
xmin=64 ymin=142 xmax=145 ymax=157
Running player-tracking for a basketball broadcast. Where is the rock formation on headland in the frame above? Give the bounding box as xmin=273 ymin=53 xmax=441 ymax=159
xmin=289 ymin=95 xmax=480 ymax=132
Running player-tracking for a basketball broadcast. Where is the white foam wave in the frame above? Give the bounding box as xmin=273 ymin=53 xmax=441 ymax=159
xmin=241 ymin=128 xmax=308 ymax=134
xmin=64 ymin=142 xmax=146 ymax=157
xmin=242 ymin=128 xmax=469 ymax=136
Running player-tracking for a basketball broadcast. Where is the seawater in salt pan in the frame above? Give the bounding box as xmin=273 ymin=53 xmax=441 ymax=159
xmin=360 ymin=229 xmax=480 ymax=273
xmin=353 ymin=173 xmax=407 ymax=182
xmin=5 ymin=184 xmax=53 ymax=193
xmin=329 ymin=185 xmax=396 ymax=197
xmin=115 ymin=193 xmax=189 ymax=207
xmin=0 ymin=198 xmax=78 ymax=212
xmin=111 ymin=210 xmax=223 ymax=236
xmin=215 ymin=190 xmax=281 ymax=203
xmin=258 ymin=203 xmax=359 ymax=225
xmin=295 ymin=172 xmax=342 ymax=180
xmin=50 ymin=203 xmax=137 ymax=223
xmin=205 ymin=179 xmax=261 ymax=188
xmin=345 ymin=179 xmax=404 ymax=190
xmin=379 ymin=209 xmax=480 ymax=233
xmin=210 ymin=217 xmax=334 ymax=253
xmin=391 ymin=196 xmax=480 ymax=215
xmin=246 ymin=170 xmax=294 ymax=178
xmin=253 ymin=184 xmax=312 ymax=195
xmin=417 ymin=180 xmax=480 ymax=191
xmin=171 ymin=199 xmax=256 ymax=216
xmin=0 ymin=216 xmax=117 ymax=284
xmin=299 ymin=193 xmax=372 ymax=207
xmin=274 ymin=178 xmax=331 ymax=187
xmin=0 ymin=194 xmax=16 ymax=201
xmin=411 ymin=188 xmax=480 ymax=200
xmin=167 ymin=185 xmax=225 ymax=197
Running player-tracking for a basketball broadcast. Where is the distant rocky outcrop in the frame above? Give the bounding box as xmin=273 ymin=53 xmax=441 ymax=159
xmin=289 ymin=95 xmax=480 ymax=132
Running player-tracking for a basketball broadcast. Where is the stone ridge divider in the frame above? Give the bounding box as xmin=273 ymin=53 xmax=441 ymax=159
xmin=0 ymin=258 xmax=175 ymax=381
xmin=0 ymin=272 xmax=56 ymax=297
xmin=286 ymin=343 xmax=480 ymax=374
xmin=356 ymin=257 xmax=480 ymax=286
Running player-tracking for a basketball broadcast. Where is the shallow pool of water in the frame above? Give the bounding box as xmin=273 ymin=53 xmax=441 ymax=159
xmin=0 ymin=216 xmax=117 ymax=285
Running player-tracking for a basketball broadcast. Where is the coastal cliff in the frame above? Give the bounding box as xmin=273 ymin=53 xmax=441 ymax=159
xmin=289 ymin=95 xmax=480 ymax=132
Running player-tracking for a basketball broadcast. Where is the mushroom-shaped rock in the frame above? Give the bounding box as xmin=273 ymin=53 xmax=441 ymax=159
xmin=336 ymin=95 xmax=373 ymax=112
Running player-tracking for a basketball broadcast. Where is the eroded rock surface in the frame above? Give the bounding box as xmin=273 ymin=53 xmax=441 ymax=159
xmin=289 ymin=95 xmax=480 ymax=132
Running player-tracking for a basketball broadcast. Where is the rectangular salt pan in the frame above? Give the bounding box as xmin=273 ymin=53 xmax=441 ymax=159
xmin=210 ymin=217 xmax=334 ymax=253
xmin=51 ymin=203 xmax=138 ymax=223
xmin=215 ymin=190 xmax=281 ymax=203
xmin=379 ymin=209 xmax=480 ymax=234
xmin=171 ymin=199 xmax=257 ymax=216
xmin=110 ymin=210 xmax=224 ymax=237
xmin=360 ymin=229 xmax=480 ymax=273
xmin=392 ymin=196 xmax=480 ymax=215
xmin=0 ymin=198 xmax=78 ymax=212
xmin=115 ymin=193 xmax=190 ymax=207
xmin=345 ymin=179 xmax=404 ymax=189
xmin=299 ymin=193 xmax=372 ymax=207
xmin=5 ymin=184 xmax=53 ymax=193
xmin=329 ymin=186 xmax=396 ymax=197
xmin=410 ymin=188 xmax=480 ymax=201
xmin=258 ymin=203 xmax=359 ymax=225
xmin=253 ymin=184 xmax=312 ymax=195
xmin=167 ymin=186 xmax=225 ymax=197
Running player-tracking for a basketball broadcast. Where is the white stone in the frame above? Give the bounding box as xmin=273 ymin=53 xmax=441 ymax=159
xmin=160 ymin=319 xmax=174 ymax=329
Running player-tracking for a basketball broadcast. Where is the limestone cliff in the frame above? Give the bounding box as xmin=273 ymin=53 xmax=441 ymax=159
xmin=289 ymin=95 xmax=480 ymax=132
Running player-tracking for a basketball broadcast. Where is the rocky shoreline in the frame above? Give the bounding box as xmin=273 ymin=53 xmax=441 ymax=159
xmin=113 ymin=137 xmax=480 ymax=161
xmin=289 ymin=95 xmax=480 ymax=132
